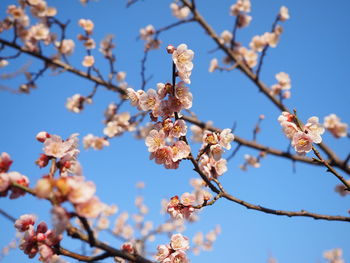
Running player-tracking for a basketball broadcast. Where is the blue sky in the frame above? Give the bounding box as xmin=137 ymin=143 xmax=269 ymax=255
xmin=0 ymin=0 xmax=349 ymax=263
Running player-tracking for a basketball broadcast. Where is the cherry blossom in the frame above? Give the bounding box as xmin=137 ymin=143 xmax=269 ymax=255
xmin=279 ymin=6 xmax=290 ymax=22
xmin=170 ymin=3 xmax=190 ymax=19
xmin=324 ymin=114 xmax=348 ymax=138
xmin=0 ymin=152 xmax=13 ymax=173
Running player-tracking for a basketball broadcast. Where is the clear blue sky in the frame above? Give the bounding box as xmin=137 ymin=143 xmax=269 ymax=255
xmin=0 ymin=0 xmax=349 ymax=263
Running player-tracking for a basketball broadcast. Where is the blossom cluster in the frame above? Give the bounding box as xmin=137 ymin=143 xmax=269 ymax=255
xmin=170 ymin=3 xmax=190 ymax=20
xmin=14 ymin=214 xmax=61 ymax=263
xmin=171 ymin=44 xmax=194 ymax=84
xmin=230 ymin=0 xmax=252 ymax=28
xmin=4 ymin=1 xmax=57 ymax=52
xmin=323 ymin=114 xmax=348 ymax=138
xmin=197 ymin=129 xmax=234 ymax=179
xmin=36 ymin=132 xmax=81 ymax=176
xmin=0 ymin=152 xmax=29 ymax=199
xmin=127 ymin=44 xmax=194 ymax=169
xmin=155 ymin=233 xmax=190 ymax=263
xmin=167 ymin=194 xmax=196 ymax=220
xmin=139 ymin=24 xmax=160 ymax=50
xmin=323 ymin=248 xmax=344 ymax=263
xmin=35 ymin=132 xmax=105 ymax=218
xmin=103 ymin=103 xmax=135 ymax=138
xmin=65 ymin=94 xmax=92 ymax=113
xmin=192 ymin=225 xmax=221 ymax=255
xmin=278 ymin=112 xmax=324 ymax=154
xmin=269 ymin=72 xmax=291 ymax=99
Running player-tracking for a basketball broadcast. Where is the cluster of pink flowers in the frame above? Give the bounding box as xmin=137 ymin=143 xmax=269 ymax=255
xmin=36 ymin=132 xmax=81 ymax=175
xmin=144 ymin=119 xmax=191 ymax=169
xmin=65 ymin=94 xmax=92 ymax=113
xmin=171 ymin=44 xmax=194 ymax=84
xmin=35 ymin=132 xmax=105 ymax=217
xmin=0 ymin=152 xmax=29 ymax=199
xmin=170 ymin=3 xmax=190 ymax=20
xmin=323 ymin=248 xmax=344 ymax=263
xmin=230 ymin=0 xmax=252 ymax=28
xmin=35 ymin=175 xmax=104 ymax=218
xmin=4 ymin=1 xmax=57 ymax=52
xmin=192 ymin=225 xmax=221 ymax=255
xmin=167 ymin=193 xmax=196 ymax=220
xmin=130 ymin=44 xmax=194 ymax=169
xmin=78 ymin=18 xmax=97 ymax=67
xmin=155 ymin=233 xmax=190 ymax=263
xmin=249 ymin=25 xmax=283 ymax=52
xmin=14 ymin=214 xmax=61 ymax=263
xmin=139 ymin=24 xmax=160 ymax=50
xmin=197 ymin=129 xmax=234 ymax=179
xmin=83 ymin=134 xmax=110 ymax=150
xmin=103 ymin=103 xmax=135 ymax=138
xmin=240 ymin=153 xmax=261 ymax=171
xmin=269 ymin=72 xmax=291 ymax=99
xmin=127 ymin=49 xmax=194 ymax=169
xmin=278 ymin=112 xmax=324 ymax=154
xmin=323 ymin=114 xmax=348 ymax=138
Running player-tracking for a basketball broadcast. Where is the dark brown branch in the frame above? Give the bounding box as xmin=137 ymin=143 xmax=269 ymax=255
xmin=66 ymin=225 xmax=154 ymax=263
xmin=0 ymin=38 xmax=127 ymax=96
xmin=56 ymin=246 xmax=110 ymax=262
xmin=182 ymin=115 xmax=350 ymax=175
xmin=0 ymin=209 xmax=16 ymax=223
xmin=186 ymin=154 xmax=350 ymax=222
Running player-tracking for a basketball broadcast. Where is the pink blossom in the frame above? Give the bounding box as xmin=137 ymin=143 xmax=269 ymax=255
xmin=139 ymin=24 xmax=155 ymax=41
xmin=168 ymin=250 xmax=189 ymax=263
xmin=170 ymin=3 xmax=190 ymax=19
xmin=279 ymin=6 xmax=290 ymax=21
xmin=145 ymin=129 xmax=166 ymax=152
xmin=172 ymin=44 xmax=194 ymax=73
xmin=219 ymin=128 xmax=234 ymax=150
xmin=210 ymin=144 xmax=224 ymax=161
xmin=291 ymin=131 xmax=313 ymax=154
xmin=82 ymin=55 xmax=95 ymax=67
xmin=324 ymin=114 xmax=348 ymax=138
xmin=170 ymin=120 xmax=187 ymax=138
xmin=215 ymin=158 xmax=227 ymax=176
xmin=0 ymin=152 xmax=13 ymax=173
xmin=79 ymin=19 xmax=94 ymax=33
xmin=75 ymin=196 xmax=104 ymax=218
xmin=170 ymin=233 xmax=190 ymax=251
xmin=150 ymin=146 xmax=173 ymax=165
xmin=174 ymin=82 xmax=193 ymax=109
xmin=171 ymin=141 xmax=190 ymax=162
xmin=8 ymin=171 xmax=29 ymax=199
xmin=15 ymin=214 xmax=36 ymax=232
xmin=230 ymin=0 xmax=251 ymax=16
xmin=139 ymin=89 xmax=160 ymax=111
xmin=304 ymin=116 xmax=324 ymax=144
xmin=38 ymin=244 xmax=54 ymax=263
xmin=281 ymin=121 xmax=298 ymax=139
xmin=67 ymin=176 xmax=96 ymax=204
xmin=36 ymin=131 xmax=50 ymax=143
xmin=180 ymin=192 xmax=195 ymax=206
xmin=43 ymin=135 xmax=72 ymax=158
xmin=155 ymin=244 xmax=171 ymax=262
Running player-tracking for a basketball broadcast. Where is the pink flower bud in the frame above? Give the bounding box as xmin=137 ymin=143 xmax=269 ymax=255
xmin=36 ymin=131 xmax=50 ymax=143
xmin=166 ymin=44 xmax=176 ymax=54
